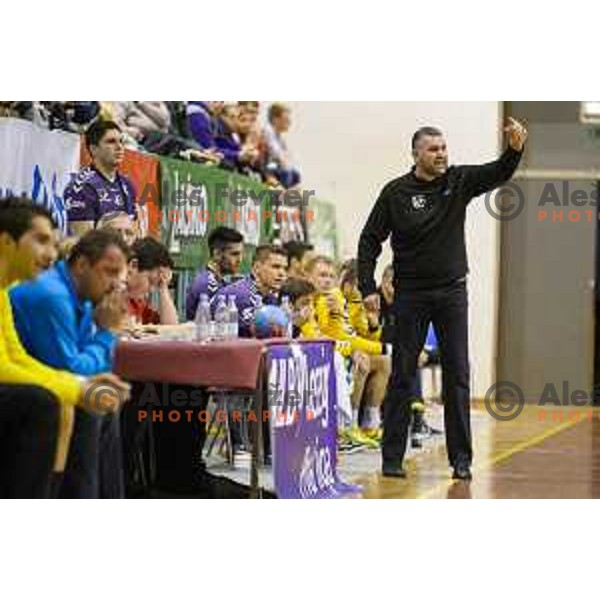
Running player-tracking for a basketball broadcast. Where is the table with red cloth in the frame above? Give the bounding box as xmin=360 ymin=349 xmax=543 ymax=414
xmin=114 ymin=337 xmax=293 ymax=497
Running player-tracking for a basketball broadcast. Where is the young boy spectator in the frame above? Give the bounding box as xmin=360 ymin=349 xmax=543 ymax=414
xmin=264 ymin=103 xmax=301 ymax=189
xmin=64 ymin=120 xmax=137 ymax=237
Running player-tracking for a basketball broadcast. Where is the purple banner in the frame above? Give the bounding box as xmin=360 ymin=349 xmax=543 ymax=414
xmin=267 ymin=341 xmax=361 ymax=499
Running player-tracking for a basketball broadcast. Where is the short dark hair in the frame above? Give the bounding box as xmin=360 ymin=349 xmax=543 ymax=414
xmin=130 ymin=237 xmax=173 ymax=272
xmin=283 ymin=241 xmax=314 ymax=264
xmin=85 ymin=119 xmax=122 ymax=150
xmin=281 ymin=278 xmax=316 ymax=304
xmin=0 ymin=196 xmax=56 ymax=242
xmin=68 ymin=229 xmax=130 ymax=266
xmin=411 ymin=126 xmax=444 ymax=150
xmin=207 ymin=226 xmax=244 ymax=256
xmin=253 ymin=244 xmax=288 ymax=265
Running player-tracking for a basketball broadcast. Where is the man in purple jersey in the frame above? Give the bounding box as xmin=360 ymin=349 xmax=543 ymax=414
xmin=185 ymin=227 xmax=245 ymax=321
xmin=65 ymin=120 xmax=136 ymax=238
xmin=212 ymin=245 xmax=287 ymax=337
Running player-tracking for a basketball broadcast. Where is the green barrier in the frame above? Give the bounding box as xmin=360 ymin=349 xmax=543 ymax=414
xmin=159 ymin=157 xmax=274 ymax=271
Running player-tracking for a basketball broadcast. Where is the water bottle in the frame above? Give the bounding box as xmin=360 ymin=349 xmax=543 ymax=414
xmin=227 ymin=295 xmax=239 ymax=339
xmin=281 ymin=295 xmax=293 ymax=338
xmin=214 ymin=296 xmax=229 ymax=341
xmin=195 ymin=293 xmax=211 ymax=342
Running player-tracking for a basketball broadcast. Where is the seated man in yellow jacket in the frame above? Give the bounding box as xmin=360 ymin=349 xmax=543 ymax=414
xmin=306 ymin=256 xmax=391 ymax=449
xmin=0 ymin=197 xmax=129 ymax=498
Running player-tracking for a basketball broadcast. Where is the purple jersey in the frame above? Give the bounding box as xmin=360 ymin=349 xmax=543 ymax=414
xmin=185 ymin=266 xmax=224 ymax=321
xmin=212 ymin=275 xmax=278 ymax=338
xmin=64 ymin=165 xmax=136 ymax=226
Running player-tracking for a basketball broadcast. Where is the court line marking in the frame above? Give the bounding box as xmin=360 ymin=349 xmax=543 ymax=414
xmin=415 ymin=415 xmax=586 ymax=499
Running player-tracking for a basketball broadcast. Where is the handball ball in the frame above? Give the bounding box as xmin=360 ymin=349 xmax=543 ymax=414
xmin=253 ymin=305 xmax=289 ymax=339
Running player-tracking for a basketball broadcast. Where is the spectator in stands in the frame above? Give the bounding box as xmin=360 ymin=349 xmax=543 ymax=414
xmin=186 ymin=101 xmax=225 ymax=164
xmin=213 ymin=245 xmax=288 ymax=337
xmin=186 ymin=227 xmax=244 ymax=321
xmin=126 ymin=237 xmax=178 ymax=326
xmin=124 ymin=101 xmax=214 ymax=162
xmin=0 ymin=102 xmax=99 ymax=132
xmin=65 ymin=120 xmax=136 ymax=237
xmin=47 ymin=102 xmax=100 ymax=133
xmin=97 ymin=211 xmax=137 ymax=247
xmin=284 ymin=241 xmax=315 ymax=280
xmin=1 ymin=102 xmax=49 ymax=127
xmin=237 ymin=102 xmax=259 ymax=142
xmin=307 ymin=255 xmax=391 ymax=448
xmin=1 ymin=203 xmax=129 ymax=498
xmin=264 ymin=103 xmax=301 ymax=189
xmin=215 ymin=104 xmax=260 ymax=172
xmin=9 ymin=229 xmax=131 ymax=499
xmin=113 ymin=102 xmax=170 ymax=144
xmin=237 ymin=101 xmax=282 ymax=185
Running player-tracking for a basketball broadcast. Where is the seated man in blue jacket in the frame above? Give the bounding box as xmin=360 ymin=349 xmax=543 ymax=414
xmin=10 ymin=229 xmax=130 ymax=498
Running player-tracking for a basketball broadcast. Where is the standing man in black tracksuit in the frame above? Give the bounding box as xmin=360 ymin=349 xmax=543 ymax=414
xmin=357 ymin=118 xmax=527 ymax=480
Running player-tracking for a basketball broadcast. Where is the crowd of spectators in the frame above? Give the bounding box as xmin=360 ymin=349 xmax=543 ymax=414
xmin=0 ymin=100 xmax=301 ymax=189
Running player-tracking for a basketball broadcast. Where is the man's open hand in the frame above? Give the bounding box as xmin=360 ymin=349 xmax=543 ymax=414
xmin=505 ymin=117 xmax=528 ymax=152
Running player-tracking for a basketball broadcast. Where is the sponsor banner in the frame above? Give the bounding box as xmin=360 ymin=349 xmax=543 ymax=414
xmin=268 ymin=341 xmax=361 ymax=499
xmin=0 ymin=118 xmax=81 ymax=234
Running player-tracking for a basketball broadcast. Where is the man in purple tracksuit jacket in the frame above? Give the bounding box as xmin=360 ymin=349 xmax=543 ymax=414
xmin=65 ymin=120 xmax=136 ymax=238
xmin=212 ymin=245 xmax=288 ymax=337
xmin=185 ymin=227 xmax=245 ymax=321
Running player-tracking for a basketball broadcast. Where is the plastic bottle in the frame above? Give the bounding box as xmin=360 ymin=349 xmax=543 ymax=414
xmin=227 ymin=295 xmax=239 ymax=339
xmin=195 ymin=293 xmax=211 ymax=342
xmin=214 ymin=296 xmax=229 ymax=341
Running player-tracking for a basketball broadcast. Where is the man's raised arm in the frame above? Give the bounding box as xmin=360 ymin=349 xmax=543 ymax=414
xmin=459 ymin=117 xmax=528 ymax=200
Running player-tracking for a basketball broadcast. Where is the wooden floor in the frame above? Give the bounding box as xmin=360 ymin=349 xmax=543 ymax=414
xmin=356 ymin=404 xmax=600 ymax=499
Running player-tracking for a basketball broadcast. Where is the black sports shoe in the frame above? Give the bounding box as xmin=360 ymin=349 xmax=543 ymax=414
xmin=411 ymin=435 xmax=423 ymax=449
xmin=382 ymin=462 xmax=407 ymax=479
xmin=452 ymin=463 xmax=473 ymax=481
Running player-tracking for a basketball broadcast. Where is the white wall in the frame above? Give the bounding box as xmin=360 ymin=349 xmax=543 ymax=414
xmin=286 ymin=101 xmax=502 ymax=399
